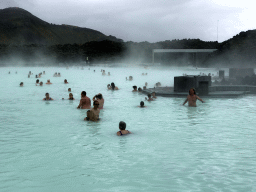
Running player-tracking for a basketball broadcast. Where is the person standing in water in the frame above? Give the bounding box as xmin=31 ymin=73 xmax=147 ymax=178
xmin=46 ymin=79 xmax=52 ymax=84
xmin=93 ymin=93 xmax=104 ymax=109
xmin=77 ymin=91 xmax=91 ymax=109
xmin=117 ymin=121 xmax=131 ymax=136
xmin=43 ymin=93 xmax=53 ymax=100
xmin=183 ymin=88 xmax=204 ymax=107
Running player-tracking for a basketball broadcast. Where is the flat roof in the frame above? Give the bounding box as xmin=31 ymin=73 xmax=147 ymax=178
xmin=153 ymin=49 xmax=217 ymax=53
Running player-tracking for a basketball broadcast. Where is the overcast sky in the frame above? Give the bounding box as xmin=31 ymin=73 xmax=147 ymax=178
xmin=1 ymin=0 xmax=255 ymax=43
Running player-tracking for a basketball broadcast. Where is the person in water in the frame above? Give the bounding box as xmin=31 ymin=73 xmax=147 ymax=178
xmin=183 ymin=88 xmax=204 ymax=107
xmin=90 ymin=100 xmax=100 ymax=121
xmin=145 ymin=93 xmax=154 ymax=101
xmin=132 ymin=86 xmax=137 ymax=92
xmin=43 ymin=93 xmax=53 ymax=100
xmin=151 ymin=92 xmax=157 ymax=99
xmin=93 ymin=93 xmax=104 ymax=109
xmin=117 ymin=121 xmax=131 ymax=136
xmin=39 ymin=81 xmax=43 ymax=86
xmin=68 ymin=93 xmax=75 ymax=100
xmin=64 ymin=79 xmax=68 ymax=84
xmin=109 ymin=82 xmax=119 ymax=90
xmin=138 ymin=87 xmax=142 ymax=92
xmin=77 ymin=91 xmax=91 ymax=109
xmin=20 ymin=82 xmax=23 ymax=87
xmin=139 ymin=101 xmax=146 ymax=108
xmin=46 ymin=79 xmax=52 ymax=84
xmin=36 ymin=79 xmax=40 ymax=85
xmin=84 ymin=101 xmax=100 ymax=121
xmin=68 ymin=88 xmax=71 ymax=92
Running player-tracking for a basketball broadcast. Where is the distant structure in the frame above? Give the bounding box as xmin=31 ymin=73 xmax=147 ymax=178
xmin=152 ymin=49 xmax=217 ymax=66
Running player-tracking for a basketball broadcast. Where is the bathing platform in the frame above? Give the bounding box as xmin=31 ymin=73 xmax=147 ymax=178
xmin=142 ymin=86 xmax=256 ymax=98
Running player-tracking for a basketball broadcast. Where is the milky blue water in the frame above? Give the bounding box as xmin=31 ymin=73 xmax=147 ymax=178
xmin=0 ymin=66 xmax=256 ymax=192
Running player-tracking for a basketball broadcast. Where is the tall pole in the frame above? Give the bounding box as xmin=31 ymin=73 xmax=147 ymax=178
xmin=217 ymin=20 xmax=219 ymax=42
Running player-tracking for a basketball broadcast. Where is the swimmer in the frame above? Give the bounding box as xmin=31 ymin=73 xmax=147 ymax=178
xmin=35 ymin=75 xmax=38 ymax=78
xmin=28 ymin=74 xmax=30 ymax=78
xmin=108 ymin=72 xmax=110 ymax=76
xmin=117 ymin=121 xmax=131 ymax=136
xmin=20 ymin=82 xmax=23 ymax=87
xmin=143 ymin=86 xmax=146 ymax=90
xmin=68 ymin=88 xmax=71 ymax=92
xmin=39 ymin=81 xmax=43 ymax=86
xmin=46 ymin=79 xmax=52 ymax=84
xmin=145 ymin=93 xmax=154 ymax=101
xmin=129 ymin=76 xmax=133 ymax=81
xmin=183 ymin=88 xmax=204 ymax=107
xmin=93 ymin=93 xmax=104 ymax=109
xmin=90 ymin=100 xmax=100 ymax=121
xmin=53 ymin=72 xmax=57 ymax=77
xmin=64 ymin=79 xmax=68 ymax=84
xmin=58 ymin=73 xmax=61 ymax=77
xmin=151 ymin=92 xmax=157 ymax=99
xmin=43 ymin=93 xmax=53 ymax=100
xmin=109 ymin=82 xmax=119 ymax=90
xmin=43 ymin=71 xmax=45 ymax=74
xmin=132 ymin=86 xmax=138 ymax=92
xmin=142 ymin=73 xmax=144 ymax=75
xmin=68 ymin=93 xmax=75 ymax=100
xmin=36 ymin=79 xmax=40 ymax=85
xmin=77 ymin=91 xmax=91 ymax=109
xmin=138 ymin=87 xmax=142 ymax=92
xmin=145 ymin=73 xmax=147 ymax=75
xmin=102 ymin=70 xmax=106 ymax=75
xmin=138 ymin=101 xmax=146 ymax=108
xmin=145 ymin=82 xmax=148 ymax=87
xmin=94 ymin=70 xmax=95 ymax=72
xmin=8 ymin=71 xmax=10 ymax=74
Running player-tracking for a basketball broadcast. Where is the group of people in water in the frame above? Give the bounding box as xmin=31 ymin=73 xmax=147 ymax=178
xmin=15 ymin=68 xmax=205 ymax=136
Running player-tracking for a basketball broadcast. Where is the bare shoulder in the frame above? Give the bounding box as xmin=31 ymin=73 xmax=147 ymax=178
xmin=117 ymin=132 xmax=121 ymax=136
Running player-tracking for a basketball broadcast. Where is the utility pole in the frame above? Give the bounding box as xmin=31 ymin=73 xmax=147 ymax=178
xmin=217 ymin=20 xmax=219 ymax=42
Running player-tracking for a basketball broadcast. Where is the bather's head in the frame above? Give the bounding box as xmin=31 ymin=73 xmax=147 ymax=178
xmin=189 ymin=88 xmax=196 ymax=95
xmin=119 ymin=121 xmax=126 ymax=130
xmin=140 ymin=101 xmax=144 ymax=107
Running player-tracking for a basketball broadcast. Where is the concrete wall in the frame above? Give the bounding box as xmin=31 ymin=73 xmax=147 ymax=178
xmin=209 ymin=85 xmax=256 ymax=93
xmin=174 ymin=76 xmax=211 ymax=92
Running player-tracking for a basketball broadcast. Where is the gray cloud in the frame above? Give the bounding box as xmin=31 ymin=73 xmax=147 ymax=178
xmin=0 ymin=0 xmax=252 ymax=42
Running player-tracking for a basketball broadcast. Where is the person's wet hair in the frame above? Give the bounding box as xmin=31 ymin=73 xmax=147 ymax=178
xmin=148 ymin=93 xmax=151 ymax=98
xmin=45 ymin=93 xmax=49 ymax=95
xmin=111 ymin=82 xmax=115 ymax=90
xmin=119 ymin=121 xmax=126 ymax=130
xmin=81 ymin=91 xmax=86 ymax=96
xmin=189 ymin=88 xmax=196 ymax=95
xmin=138 ymin=87 xmax=142 ymax=92
xmin=97 ymin=94 xmax=102 ymax=99
xmin=93 ymin=100 xmax=99 ymax=105
xmin=140 ymin=101 xmax=144 ymax=107
xmin=133 ymin=86 xmax=137 ymax=89
xmin=20 ymin=82 xmax=23 ymax=85
xmin=36 ymin=79 xmax=39 ymax=83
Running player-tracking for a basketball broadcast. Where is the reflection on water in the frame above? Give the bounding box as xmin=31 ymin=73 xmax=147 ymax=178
xmin=0 ymin=66 xmax=256 ymax=192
